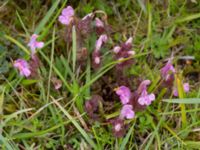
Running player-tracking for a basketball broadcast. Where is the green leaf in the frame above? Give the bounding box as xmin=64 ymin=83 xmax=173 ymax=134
xmin=163 ymin=98 xmax=200 ymax=104
xmin=21 ymin=79 xmax=38 ymax=86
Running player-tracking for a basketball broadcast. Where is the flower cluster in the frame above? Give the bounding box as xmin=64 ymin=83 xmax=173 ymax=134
xmin=113 ymin=37 xmax=135 ymax=69
xmin=58 ymin=5 xmax=110 ymax=69
xmin=112 ymin=80 xmax=155 ymax=137
xmin=93 ymin=34 xmax=108 ymax=67
xmin=14 ymin=34 xmax=44 ymax=78
xmin=12 ymin=5 xmax=191 ymax=139
xmin=160 ymin=59 xmax=190 ymax=96
xmin=13 ymin=59 xmax=31 ymax=77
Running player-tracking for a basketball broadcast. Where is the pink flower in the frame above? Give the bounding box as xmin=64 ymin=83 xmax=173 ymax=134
xmin=120 ymin=104 xmax=135 ymax=119
xmin=28 ymin=34 xmax=44 ymax=54
xmin=13 ymin=59 xmax=31 ymax=77
xmin=58 ymin=6 xmax=74 ymax=25
xmin=125 ymin=37 xmax=133 ymax=45
xmin=115 ymin=86 xmax=131 ymax=104
xmin=94 ymin=56 xmax=100 ymax=64
xmin=92 ymin=50 xmax=101 ymax=67
xmin=173 ymin=82 xmax=190 ymax=97
xmin=138 ymin=90 xmax=155 ymax=106
xmin=114 ymin=37 xmax=135 ymax=69
xmin=111 ymin=118 xmax=125 ymax=137
xmin=137 ymin=80 xmax=155 ymax=106
xmin=95 ymin=34 xmax=108 ymax=51
xmin=113 ymin=46 xmax=121 ymax=54
xmin=137 ymin=80 xmax=151 ymax=93
xmin=82 ymin=13 xmax=93 ymax=20
xmin=95 ymin=18 xmax=104 ymax=27
xmin=161 ymin=59 xmax=175 ymax=81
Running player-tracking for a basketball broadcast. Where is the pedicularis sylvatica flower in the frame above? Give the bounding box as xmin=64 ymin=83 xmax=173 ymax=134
xmin=120 ymin=104 xmax=135 ymax=119
xmin=115 ymin=86 xmax=131 ymax=105
xmin=113 ymin=37 xmax=135 ymax=69
xmin=115 ymin=80 xmax=155 ymax=121
xmin=137 ymin=80 xmax=155 ymax=106
xmin=28 ymin=34 xmax=44 ymax=54
xmin=160 ymin=59 xmax=190 ymax=97
xmin=14 ymin=34 xmax=44 ymax=78
xmin=14 ymin=59 xmax=31 ymax=77
xmin=58 ymin=6 xmax=74 ymax=25
xmin=160 ymin=59 xmax=175 ymax=81
xmin=12 ymin=4 xmax=191 ymax=139
xmin=173 ymin=82 xmax=190 ymax=97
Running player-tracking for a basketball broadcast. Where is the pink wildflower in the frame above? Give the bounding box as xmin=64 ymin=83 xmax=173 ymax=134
xmin=92 ymin=50 xmax=101 ymax=67
xmin=114 ymin=37 xmax=135 ymax=69
xmin=137 ymin=80 xmax=151 ymax=93
xmin=95 ymin=34 xmax=108 ymax=51
xmin=120 ymin=104 xmax=135 ymax=119
xmin=28 ymin=34 xmax=44 ymax=54
xmin=82 ymin=13 xmax=93 ymax=20
xmin=161 ymin=59 xmax=175 ymax=81
xmin=113 ymin=46 xmax=121 ymax=54
xmin=95 ymin=18 xmax=104 ymax=27
xmin=173 ymin=82 xmax=190 ymax=97
xmin=115 ymin=86 xmax=131 ymax=104
xmin=125 ymin=37 xmax=133 ymax=45
xmin=58 ymin=6 xmax=74 ymax=25
xmin=111 ymin=118 xmax=125 ymax=137
xmin=13 ymin=59 xmax=31 ymax=77
xmin=137 ymin=80 xmax=155 ymax=106
xmin=138 ymin=90 xmax=155 ymax=106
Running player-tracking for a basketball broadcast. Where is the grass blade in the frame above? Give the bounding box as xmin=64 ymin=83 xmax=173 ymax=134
xmin=72 ymin=26 xmax=77 ymax=73
xmin=175 ymin=74 xmax=187 ymax=128
xmin=34 ymin=0 xmax=61 ymax=34
xmin=52 ymin=97 xmax=97 ymax=149
xmin=176 ymin=13 xmax=200 ymax=23
xmin=119 ymin=124 xmax=134 ymax=150
xmin=163 ymin=98 xmax=200 ymax=104
xmin=4 ymin=35 xmax=30 ymax=55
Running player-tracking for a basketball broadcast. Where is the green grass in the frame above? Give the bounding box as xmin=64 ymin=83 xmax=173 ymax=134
xmin=0 ymin=0 xmax=200 ymax=149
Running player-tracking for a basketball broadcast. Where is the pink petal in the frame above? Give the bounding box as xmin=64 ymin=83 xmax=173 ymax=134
xmin=183 ymin=83 xmax=190 ymax=93
xmin=137 ymin=80 xmax=151 ymax=93
xmin=28 ymin=34 xmax=44 ymax=53
xmin=138 ymin=97 xmax=145 ymax=105
xmin=149 ymin=93 xmax=155 ymax=101
xmin=114 ymin=123 xmax=122 ymax=132
xmin=35 ymin=42 xmax=44 ymax=49
xmin=127 ymin=50 xmax=135 ymax=55
xmin=95 ymin=38 xmax=102 ymax=51
xmin=95 ymin=34 xmax=108 ymax=51
xmin=14 ymin=59 xmax=31 ymax=77
xmin=101 ymin=34 xmax=108 ymax=43
xmin=58 ymin=16 xmax=70 ymax=25
xmin=82 ymin=13 xmax=93 ymax=20
xmin=173 ymin=82 xmax=190 ymax=97
xmin=161 ymin=59 xmax=175 ymax=80
xmin=62 ymin=6 xmax=74 ymax=16
xmin=138 ymin=90 xmax=155 ymax=106
xmin=173 ymin=88 xmax=178 ymax=97
xmin=113 ymin=46 xmax=121 ymax=53
xmin=22 ymin=68 xmax=31 ymax=77
xmin=125 ymin=37 xmax=133 ymax=45
xmin=94 ymin=57 xmax=100 ymax=64
xmin=116 ymin=86 xmax=131 ymax=104
xmin=95 ymin=18 xmax=104 ymax=27
xmin=120 ymin=105 xmax=135 ymax=119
